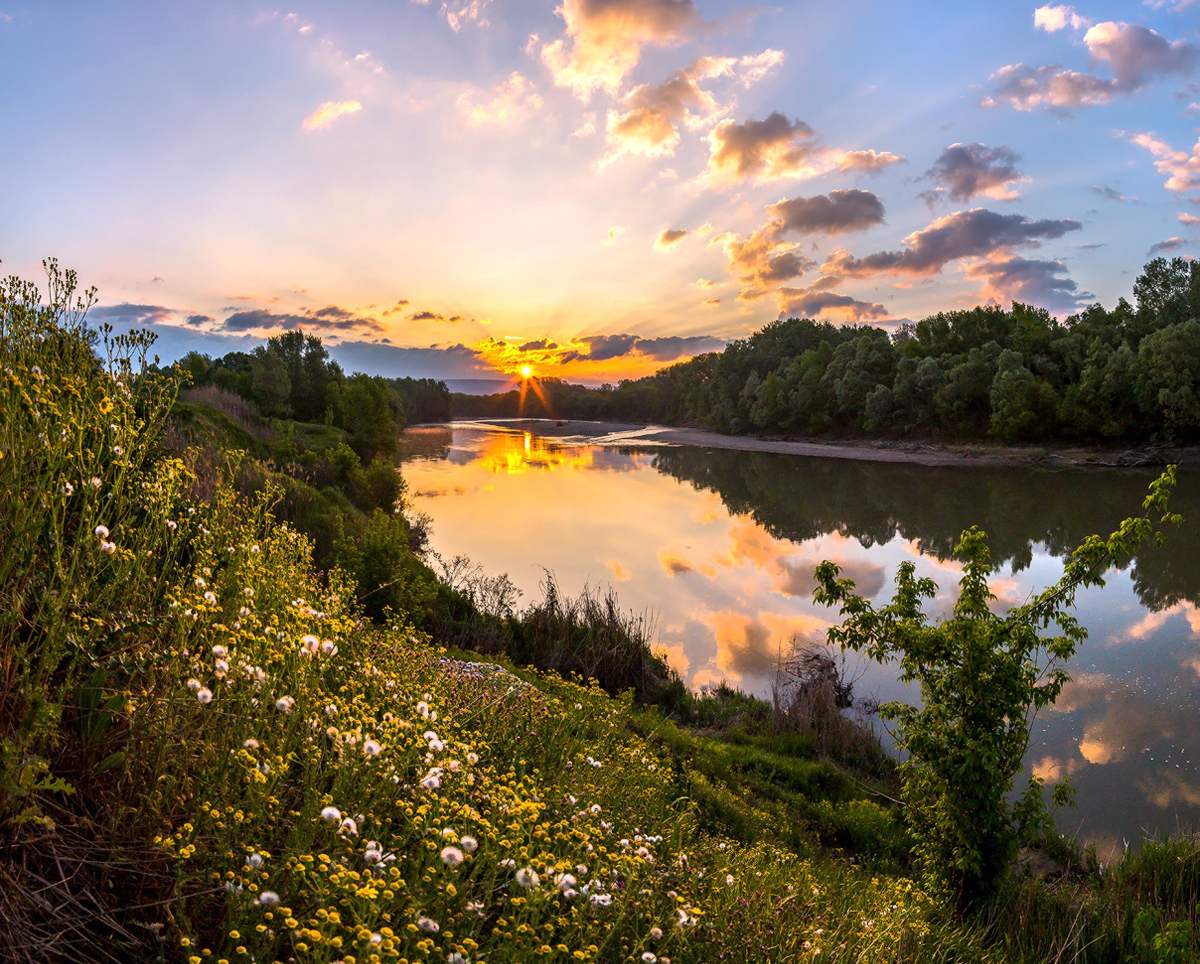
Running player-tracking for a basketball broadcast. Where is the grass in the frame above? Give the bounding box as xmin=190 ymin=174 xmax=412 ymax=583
xmin=2 ymin=262 xmax=1200 ymax=962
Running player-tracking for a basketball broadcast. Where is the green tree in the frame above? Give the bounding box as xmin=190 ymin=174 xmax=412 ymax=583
xmin=989 ymin=351 xmax=1057 ymax=441
xmin=1135 ymin=321 xmax=1200 ymax=439
xmin=814 ymin=468 xmax=1180 ymax=912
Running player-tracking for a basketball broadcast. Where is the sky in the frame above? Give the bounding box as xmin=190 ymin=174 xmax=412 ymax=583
xmin=2 ymin=0 xmax=1199 ymax=382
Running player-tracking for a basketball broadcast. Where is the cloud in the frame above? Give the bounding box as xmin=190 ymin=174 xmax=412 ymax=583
xmin=984 ymin=22 xmax=1198 ymax=112
xmin=922 ymin=143 xmax=1027 ymax=203
xmin=558 ymin=332 xmax=724 ymax=363
xmin=704 ymin=297 xmax=721 ymax=307
xmin=331 ymin=340 xmax=493 ymax=378
xmin=456 ymin=71 xmax=543 ymax=126
xmin=660 ymin=550 xmax=696 ymax=576
xmin=824 ymin=208 xmax=1082 ymax=278
xmin=654 ymin=227 xmax=689 ymax=251
xmin=964 ymin=255 xmax=1093 ymax=312
xmin=1147 ymin=236 xmax=1189 ymax=255
xmin=1034 ymin=4 xmax=1088 ymax=32
xmin=301 ymin=99 xmax=363 ymax=131
xmin=184 ymin=313 xmax=214 ymax=327
xmin=541 ymin=0 xmax=699 ymax=100
xmin=89 ymin=303 xmax=177 ymax=326
xmin=706 ymin=112 xmax=819 ymax=184
xmin=1124 ymin=131 xmax=1200 ymax=196
xmin=1181 ymin=212 xmax=1200 ymax=226
xmin=1092 ymin=184 xmax=1137 ymax=202
xmin=603 ymin=50 xmax=784 ymax=162
xmin=768 ymin=189 xmax=886 ymax=235
xmin=606 ymin=559 xmax=632 ymax=581
xmin=776 ymin=281 xmax=889 ymax=322
xmin=603 ymin=225 xmax=625 ymax=245
xmin=714 ymin=224 xmax=813 ymax=294
xmin=635 ymin=334 xmax=724 ymax=359
xmin=219 ymin=306 xmax=384 ymax=335
xmin=834 ymin=149 xmax=905 ymax=174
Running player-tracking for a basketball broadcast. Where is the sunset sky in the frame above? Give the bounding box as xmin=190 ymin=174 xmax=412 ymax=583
xmin=3 ymin=1 xmax=1199 ymax=382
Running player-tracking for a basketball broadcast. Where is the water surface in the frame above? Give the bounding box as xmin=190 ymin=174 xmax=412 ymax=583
xmin=399 ymin=422 xmax=1200 ymax=854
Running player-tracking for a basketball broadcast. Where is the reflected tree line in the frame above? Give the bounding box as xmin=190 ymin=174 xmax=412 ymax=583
xmin=647 ymin=446 xmax=1200 ymax=612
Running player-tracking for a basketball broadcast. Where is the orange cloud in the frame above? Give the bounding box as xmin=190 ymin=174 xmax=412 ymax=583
xmin=457 ymin=71 xmax=543 ymax=126
xmin=301 ymin=99 xmax=363 ymax=131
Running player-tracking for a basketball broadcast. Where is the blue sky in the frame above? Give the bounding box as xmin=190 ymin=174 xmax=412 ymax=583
xmin=2 ymin=1 xmax=1198 ymax=380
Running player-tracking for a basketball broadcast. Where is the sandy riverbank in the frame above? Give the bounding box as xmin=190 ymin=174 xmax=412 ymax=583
xmin=442 ymin=418 xmax=1199 ymax=469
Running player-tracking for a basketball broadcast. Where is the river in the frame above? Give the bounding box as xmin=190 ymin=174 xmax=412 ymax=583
xmin=398 ymin=420 xmax=1200 ymax=856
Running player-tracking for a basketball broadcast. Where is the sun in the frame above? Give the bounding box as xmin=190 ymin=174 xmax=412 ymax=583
xmin=519 ymin=364 xmax=534 ymax=379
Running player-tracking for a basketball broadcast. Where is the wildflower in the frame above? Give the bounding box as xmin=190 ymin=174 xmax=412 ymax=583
xmin=420 ymin=767 xmax=443 ymax=791
xmin=166 ymin=519 xmax=177 ymax=531
xmin=300 ymin=634 xmax=319 ymax=656
xmin=325 ymin=704 xmax=337 ymax=717
xmin=642 ymin=955 xmax=657 ymax=963
xmin=320 ymin=806 xmax=341 ymax=823
xmin=339 ymin=817 xmax=358 ymax=836
xmin=417 ymin=916 xmax=439 ymax=934
xmin=364 ymin=841 xmax=384 ymax=864
xmin=186 ymin=678 xmax=201 ymax=693
xmin=246 ymin=853 xmax=263 ymax=869
xmin=212 ymin=644 xmax=227 ymax=658
xmin=100 ymin=541 xmax=116 ymax=554
xmin=203 ymin=591 xmax=217 ymax=605
xmin=440 ymin=846 xmax=464 ymax=867
xmin=89 ymin=476 xmax=101 ymax=489
xmin=515 ymin=866 xmax=540 ymax=889
xmin=557 ymin=873 xmax=577 ymax=892
xmin=416 ymin=700 xmax=431 ymax=719
xmin=448 ymin=954 xmax=468 ymax=964
xmin=94 ymin=525 xmax=109 ymax=540
xmin=320 ymin=638 xmax=336 ymax=655
xmin=460 ymin=835 xmax=478 ymax=853
xmin=243 ymin=738 xmax=259 ymax=750
xmin=650 ymin=926 xmax=663 ymax=940
xmin=250 ymin=544 xmax=260 ymax=554
xmin=364 ymin=739 xmax=382 ymax=757
xmin=258 ymin=891 xmax=280 ymax=906
xmin=196 ymin=687 xmax=213 ymax=705
xmin=275 ymin=696 xmax=294 ymax=713
xmin=590 ymin=893 xmax=612 ymax=907
xmin=370 ymin=933 xmax=383 ymax=945
xmin=63 ymin=482 xmax=74 ymax=496
xmin=725 ymin=874 xmax=734 ymax=886
xmin=466 ymin=752 xmax=479 ymax=765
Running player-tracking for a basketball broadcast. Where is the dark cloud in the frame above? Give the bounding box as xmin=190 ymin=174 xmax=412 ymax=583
xmin=1148 ymin=236 xmax=1189 ymax=255
xmin=922 ymin=143 xmax=1025 ymax=202
xmin=410 ymin=310 xmax=445 ymax=322
xmin=184 ymin=313 xmax=214 ymax=327
xmin=519 ymin=338 xmax=557 ymax=351
xmin=220 ymin=306 xmax=384 ymax=335
xmin=655 ymin=227 xmax=689 ymax=250
xmin=1092 ymin=184 xmax=1137 ymax=203
xmin=89 ymin=303 xmax=176 ymax=326
xmin=768 ymin=189 xmax=885 ymax=236
xmin=636 ymin=334 xmax=724 ymax=360
xmin=964 ymin=256 xmax=1094 ymax=313
xmin=824 ymin=208 xmax=1082 ymax=278
xmin=777 ymin=284 xmax=889 ymax=322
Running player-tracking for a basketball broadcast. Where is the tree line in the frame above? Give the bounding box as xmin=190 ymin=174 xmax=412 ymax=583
xmin=177 ymin=330 xmax=451 ymax=462
xmin=453 ymin=257 xmax=1200 ymax=445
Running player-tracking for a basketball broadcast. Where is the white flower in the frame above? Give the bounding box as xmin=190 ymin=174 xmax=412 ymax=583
xmin=166 ymin=519 xmax=177 ymax=531
xmin=514 ymin=866 xmax=539 ymax=888
xmin=300 ymin=634 xmax=319 ymax=656
xmin=440 ymin=846 xmax=464 ymax=867
xmin=214 ymin=659 xmax=228 ymax=678
xmin=320 ymin=638 xmax=336 ymax=655
xmin=369 ymin=932 xmax=383 ymax=945
xmin=246 ymin=853 xmax=264 ymax=869
xmin=642 ymin=954 xmax=657 ymax=963
xmin=364 ymin=841 xmax=384 ymax=864
xmin=557 ymin=873 xmax=577 ymax=892
xmin=460 ymin=835 xmax=478 ymax=853
xmin=590 ymin=893 xmax=612 ymax=907
xmin=212 ymin=644 xmax=227 ymax=658
xmin=650 ymin=926 xmax=663 ymax=940
xmin=250 ymin=544 xmax=260 ymax=554
xmin=325 ymin=704 xmax=337 ymax=717
xmin=416 ymin=700 xmax=431 ymax=719
xmin=63 ymin=482 xmax=74 ymax=496
xmin=447 ymin=954 xmax=468 ymax=964
xmin=203 ymin=591 xmax=217 ymax=605
xmin=417 ymin=916 xmax=439 ymax=934
xmin=94 ymin=525 xmax=109 ymax=540
xmin=89 ymin=476 xmax=101 ymax=489
xmin=258 ymin=890 xmax=280 ymax=906
xmin=339 ymin=817 xmax=358 ymax=836
xmin=364 ymin=739 xmax=382 ymax=757
xmin=195 ymin=687 xmax=213 ymax=705
xmin=275 ymin=696 xmax=294 ymax=713
xmin=725 ymin=874 xmax=734 ymax=886
xmin=186 ymin=678 xmax=201 ymax=693
xmin=466 ymin=751 xmax=479 ymax=766
xmin=100 ymin=541 xmax=116 ymax=554
xmin=320 ymin=806 xmax=341 ymax=823
xmin=419 ymin=767 xmax=443 ymax=790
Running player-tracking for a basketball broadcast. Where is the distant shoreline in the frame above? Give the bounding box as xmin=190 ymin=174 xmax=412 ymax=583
xmin=435 ymin=417 xmax=1200 ymax=470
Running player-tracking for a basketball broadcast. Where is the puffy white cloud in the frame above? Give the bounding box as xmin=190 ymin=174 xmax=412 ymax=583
xmin=1033 ymin=4 xmax=1088 ymax=33
xmin=1125 ymin=131 xmax=1200 ymax=196
xmin=301 ymin=100 xmax=363 ymax=131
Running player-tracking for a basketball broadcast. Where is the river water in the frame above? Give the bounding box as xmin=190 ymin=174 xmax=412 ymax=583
xmin=398 ymin=420 xmax=1200 ymax=855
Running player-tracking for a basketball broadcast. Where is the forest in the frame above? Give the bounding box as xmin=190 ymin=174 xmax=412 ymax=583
xmin=453 ymin=257 xmax=1200 ymax=445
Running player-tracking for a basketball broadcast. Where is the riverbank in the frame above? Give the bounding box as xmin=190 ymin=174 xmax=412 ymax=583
xmin=444 ymin=418 xmax=1200 ymax=469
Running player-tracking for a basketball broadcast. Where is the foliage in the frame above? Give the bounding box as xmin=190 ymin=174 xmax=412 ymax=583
xmin=813 ymin=469 xmax=1181 ymax=911
xmin=454 ymin=257 xmax=1200 ymax=447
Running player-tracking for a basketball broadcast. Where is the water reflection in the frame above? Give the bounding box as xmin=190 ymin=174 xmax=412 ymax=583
xmin=398 ymin=424 xmax=1200 ymax=848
